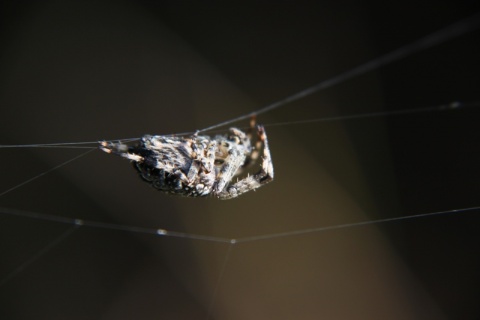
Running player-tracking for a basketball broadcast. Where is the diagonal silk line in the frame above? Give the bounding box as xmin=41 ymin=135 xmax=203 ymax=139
xmin=0 ymin=137 xmax=140 ymax=149
xmin=0 ymin=149 xmax=95 ymax=198
xmin=234 ymin=206 xmax=480 ymax=243
xmin=0 ymin=226 xmax=78 ymax=287
xmin=0 ymin=207 xmax=232 ymax=243
xmin=206 ymin=243 xmax=235 ymax=320
xmin=197 ymin=12 xmax=480 ymax=133
xmin=262 ymin=101 xmax=479 ymax=128
xmin=2 ymin=205 xmax=478 ymax=246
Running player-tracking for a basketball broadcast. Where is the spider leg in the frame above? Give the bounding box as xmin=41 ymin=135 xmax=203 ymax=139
xmin=203 ymin=140 xmax=217 ymax=173
xmin=99 ymin=141 xmax=144 ymax=162
xmin=212 ymin=147 xmax=247 ymax=194
xmin=241 ymin=116 xmax=262 ymax=169
xmin=216 ymin=125 xmax=273 ymax=200
xmin=186 ymin=137 xmax=204 ymax=182
xmin=186 ymin=137 xmax=216 ymax=181
xmin=212 ymin=120 xmax=261 ymax=192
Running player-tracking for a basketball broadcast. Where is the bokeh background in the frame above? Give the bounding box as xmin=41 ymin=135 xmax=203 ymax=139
xmin=1 ymin=1 xmax=480 ymax=319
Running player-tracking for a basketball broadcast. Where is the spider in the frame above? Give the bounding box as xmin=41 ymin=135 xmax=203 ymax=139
xmin=99 ymin=120 xmax=274 ymax=199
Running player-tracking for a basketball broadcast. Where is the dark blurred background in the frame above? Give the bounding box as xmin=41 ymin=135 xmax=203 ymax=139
xmin=1 ymin=1 xmax=479 ymax=319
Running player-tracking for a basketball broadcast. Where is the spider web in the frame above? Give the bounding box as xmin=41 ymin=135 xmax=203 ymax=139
xmin=1 ymin=2 xmax=480 ymax=319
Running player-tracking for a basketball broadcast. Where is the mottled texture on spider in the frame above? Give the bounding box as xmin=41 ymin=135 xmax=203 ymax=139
xmin=99 ymin=124 xmax=273 ymax=199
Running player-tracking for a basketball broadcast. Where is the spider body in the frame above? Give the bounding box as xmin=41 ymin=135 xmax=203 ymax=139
xmin=100 ymin=124 xmax=273 ymax=199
